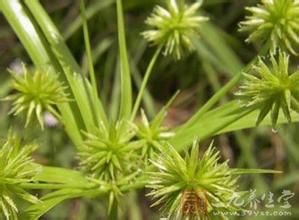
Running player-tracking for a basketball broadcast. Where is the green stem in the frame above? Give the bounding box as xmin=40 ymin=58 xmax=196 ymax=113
xmin=20 ymin=183 xmax=96 ymax=190
xmin=199 ymin=108 xmax=255 ymax=143
xmin=128 ymin=192 xmax=143 ymax=220
xmin=203 ymin=61 xmax=228 ymax=103
xmin=199 ymin=76 xmax=239 ymax=115
xmin=177 ymin=72 xmax=241 ymax=131
xmin=131 ymin=61 xmax=156 ymax=118
xmin=116 ymin=0 xmax=133 ymax=119
xmin=64 ymin=0 xmax=114 ymax=40
xmin=108 ymin=199 xmax=118 ymax=220
xmin=178 ymin=44 xmax=270 ymax=131
xmin=130 ymin=41 xmax=156 ymax=118
xmin=80 ymin=0 xmax=98 ymax=89
xmin=120 ymin=178 xmax=148 ymax=192
xmin=172 ymin=105 xmax=255 ymax=151
xmin=80 ymin=0 xmax=101 ymax=125
xmin=131 ymin=47 xmax=161 ymax=121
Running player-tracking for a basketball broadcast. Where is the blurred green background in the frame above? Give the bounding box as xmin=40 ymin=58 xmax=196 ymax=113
xmin=0 ymin=0 xmax=298 ymax=219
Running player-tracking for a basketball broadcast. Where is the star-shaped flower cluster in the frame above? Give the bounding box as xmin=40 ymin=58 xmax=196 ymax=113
xmin=0 ymin=133 xmax=40 ymax=220
xmin=240 ymin=0 xmax=299 ymax=55
xmin=5 ymin=65 xmax=69 ymax=129
xmin=147 ymin=141 xmax=240 ymax=219
xmin=142 ymin=0 xmax=208 ymax=60
xmin=236 ymin=52 xmax=299 ymax=128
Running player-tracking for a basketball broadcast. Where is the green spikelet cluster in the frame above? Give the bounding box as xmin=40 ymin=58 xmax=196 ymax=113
xmin=5 ymin=65 xmax=69 ymax=129
xmin=236 ymin=51 xmax=299 ymax=128
xmin=142 ymin=0 xmax=208 ymax=60
xmin=147 ymin=141 xmax=241 ymax=219
xmin=0 ymin=133 xmax=40 ymax=220
xmin=240 ymin=0 xmax=299 ymax=55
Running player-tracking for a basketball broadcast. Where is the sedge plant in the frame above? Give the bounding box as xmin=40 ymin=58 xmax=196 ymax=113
xmin=0 ymin=0 xmax=298 ymax=219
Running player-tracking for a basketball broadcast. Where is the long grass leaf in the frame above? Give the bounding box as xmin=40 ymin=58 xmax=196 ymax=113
xmin=172 ymin=101 xmax=299 ymax=151
xmin=0 ymin=0 xmax=82 ymax=146
xmin=116 ymin=0 xmax=132 ymax=119
xmin=24 ymin=0 xmax=108 ymax=128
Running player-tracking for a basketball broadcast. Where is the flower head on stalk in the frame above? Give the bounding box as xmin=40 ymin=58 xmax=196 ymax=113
xmin=4 ymin=64 xmax=69 ymax=129
xmin=236 ymin=51 xmax=299 ymax=129
xmin=239 ymin=0 xmax=299 ymax=55
xmin=147 ymin=141 xmax=241 ymax=219
xmin=142 ymin=0 xmax=209 ymax=60
xmin=78 ymin=121 xmax=144 ymax=182
xmin=134 ymin=109 xmax=174 ymax=159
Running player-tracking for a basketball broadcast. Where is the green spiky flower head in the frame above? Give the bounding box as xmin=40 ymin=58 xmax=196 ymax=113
xmin=236 ymin=51 xmax=299 ymax=129
xmin=142 ymin=0 xmax=209 ymax=60
xmin=147 ymin=141 xmax=241 ymax=219
xmin=5 ymin=64 xmax=69 ymax=129
xmin=135 ymin=109 xmax=174 ymax=159
xmin=78 ymin=121 xmax=144 ymax=182
xmin=239 ymin=0 xmax=299 ymax=55
xmin=0 ymin=132 xmax=40 ymax=220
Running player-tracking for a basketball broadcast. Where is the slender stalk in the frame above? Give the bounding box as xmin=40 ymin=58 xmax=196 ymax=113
xmin=80 ymin=0 xmax=98 ymax=92
xmin=64 ymin=0 xmax=114 ymax=40
xmin=172 ymin=106 xmax=255 ymax=151
xmin=198 ymin=108 xmax=255 ymax=142
xmin=131 ymin=41 xmax=156 ymax=118
xmin=191 ymin=71 xmax=241 ymax=122
xmin=108 ymin=199 xmax=118 ymax=220
xmin=116 ymin=0 xmax=133 ymax=119
xmin=80 ymin=0 xmax=101 ymax=125
xmin=131 ymin=47 xmax=161 ymax=121
xmin=131 ymin=61 xmax=156 ymax=118
xmin=178 ymin=44 xmax=270 ymax=131
xmin=203 ymin=61 xmax=227 ymax=103
xmin=128 ymin=192 xmax=143 ymax=220
xmin=20 ymin=183 xmax=96 ymax=190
